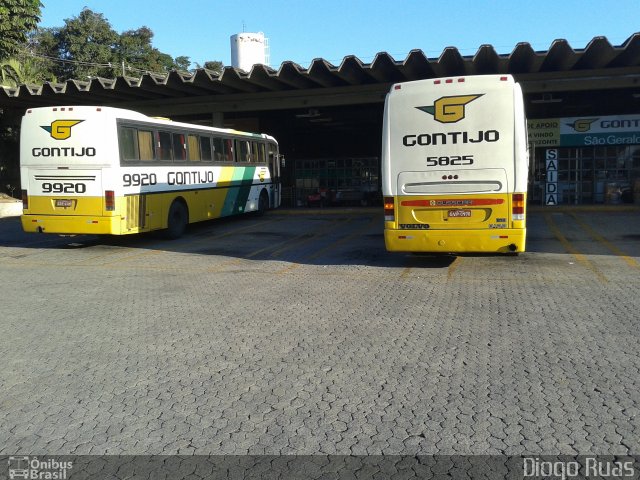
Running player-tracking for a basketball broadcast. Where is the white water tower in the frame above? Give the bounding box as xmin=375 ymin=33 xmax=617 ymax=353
xmin=230 ymin=32 xmax=270 ymax=71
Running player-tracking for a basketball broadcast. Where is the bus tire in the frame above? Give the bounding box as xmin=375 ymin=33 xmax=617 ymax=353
xmin=166 ymin=200 xmax=188 ymax=239
xmin=257 ymin=190 xmax=269 ymax=216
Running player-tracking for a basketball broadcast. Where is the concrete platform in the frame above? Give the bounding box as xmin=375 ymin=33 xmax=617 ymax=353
xmin=0 ymin=199 xmax=22 ymax=218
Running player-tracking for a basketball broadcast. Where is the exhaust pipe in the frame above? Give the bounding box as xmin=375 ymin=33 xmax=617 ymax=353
xmin=37 ymin=226 xmax=44 ymax=233
xmin=508 ymin=243 xmax=517 ymax=252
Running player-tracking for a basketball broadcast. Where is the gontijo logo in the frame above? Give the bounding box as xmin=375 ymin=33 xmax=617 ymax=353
xmin=40 ymin=120 xmax=84 ymax=140
xmin=565 ymin=118 xmax=599 ymax=133
xmin=416 ymin=95 xmax=483 ymax=124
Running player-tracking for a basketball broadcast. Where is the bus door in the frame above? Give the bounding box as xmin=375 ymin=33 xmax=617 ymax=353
xmin=123 ymin=191 xmax=163 ymax=233
xmin=268 ymin=144 xmax=281 ymax=208
xmin=124 ymin=193 xmax=146 ymax=232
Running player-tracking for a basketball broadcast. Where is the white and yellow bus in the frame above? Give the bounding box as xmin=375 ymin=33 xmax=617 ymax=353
xmin=20 ymin=106 xmax=281 ymax=238
xmin=382 ymin=74 xmax=528 ymax=253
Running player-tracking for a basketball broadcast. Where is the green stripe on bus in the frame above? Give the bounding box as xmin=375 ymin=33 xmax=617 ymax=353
xmin=221 ymin=166 xmax=256 ymax=216
xmin=235 ymin=166 xmax=257 ymax=214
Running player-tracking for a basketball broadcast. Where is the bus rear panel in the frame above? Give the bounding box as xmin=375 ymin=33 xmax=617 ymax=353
xmin=382 ymin=75 xmax=528 ymax=253
xmin=20 ymin=106 xmax=122 ymax=235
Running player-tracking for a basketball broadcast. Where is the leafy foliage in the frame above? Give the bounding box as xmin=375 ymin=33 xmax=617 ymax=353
xmin=0 ymin=59 xmax=21 ymax=86
xmin=21 ymin=7 xmax=223 ymax=81
xmin=0 ymin=0 xmax=42 ymax=59
xmin=199 ymin=60 xmax=224 ymax=74
xmin=53 ymin=8 xmax=119 ymax=79
xmin=0 ymin=4 xmax=224 ymax=195
xmin=116 ymin=27 xmax=175 ymax=75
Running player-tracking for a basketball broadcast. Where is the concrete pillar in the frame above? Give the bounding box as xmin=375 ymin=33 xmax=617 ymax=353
xmin=211 ymin=112 xmax=224 ymax=127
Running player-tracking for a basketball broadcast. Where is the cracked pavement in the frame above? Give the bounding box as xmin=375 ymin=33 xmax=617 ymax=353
xmin=0 ymin=209 xmax=639 ymax=457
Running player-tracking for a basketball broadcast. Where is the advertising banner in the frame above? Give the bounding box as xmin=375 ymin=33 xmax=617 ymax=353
xmin=528 ymin=114 xmax=640 ymax=147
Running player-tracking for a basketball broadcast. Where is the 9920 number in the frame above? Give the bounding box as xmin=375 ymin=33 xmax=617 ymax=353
xmin=123 ymin=173 xmax=157 ymax=187
xmin=426 ymin=155 xmax=474 ymax=167
xmin=42 ymin=182 xmax=86 ymax=194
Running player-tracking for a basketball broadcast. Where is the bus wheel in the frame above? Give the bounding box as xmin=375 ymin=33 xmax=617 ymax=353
xmin=257 ymin=190 xmax=269 ymax=216
xmin=166 ymin=200 xmax=188 ymax=239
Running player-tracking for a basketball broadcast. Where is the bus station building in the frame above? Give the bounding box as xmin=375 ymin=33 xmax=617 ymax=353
xmin=1 ymin=33 xmax=640 ymax=207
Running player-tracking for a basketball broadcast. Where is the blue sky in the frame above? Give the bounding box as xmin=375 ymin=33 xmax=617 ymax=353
xmin=39 ymin=0 xmax=639 ymax=69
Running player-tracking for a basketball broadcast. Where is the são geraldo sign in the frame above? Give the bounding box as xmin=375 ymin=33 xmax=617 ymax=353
xmin=528 ymin=114 xmax=640 ymax=147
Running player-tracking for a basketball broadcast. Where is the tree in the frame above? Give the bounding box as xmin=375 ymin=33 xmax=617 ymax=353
xmin=116 ymin=27 xmax=179 ymax=75
xmin=173 ymin=55 xmax=191 ymax=72
xmin=155 ymin=52 xmax=176 ymax=72
xmin=117 ymin=27 xmax=154 ymax=65
xmin=0 ymin=0 xmax=42 ymax=59
xmin=22 ymin=27 xmax=58 ymax=82
xmin=0 ymin=59 xmax=20 ymax=86
xmin=4 ymin=6 xmax=224 ymax=81
xmin=51 ymin=8 xmax=119 ymax=79
xmin=202 ymin=61 xmax=223 ymax=74
xmin=0 ymin=57 xmax=46 ymax=86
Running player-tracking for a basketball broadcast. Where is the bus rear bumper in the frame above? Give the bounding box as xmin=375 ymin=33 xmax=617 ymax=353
xmin=21 ymin=214 xmax=122 ymax=235
xmin=384 ymin=228 xmax=526 ymax=253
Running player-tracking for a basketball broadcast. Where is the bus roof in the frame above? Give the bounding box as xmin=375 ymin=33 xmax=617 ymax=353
xmin=24 ymin=106 xmax=278 ymax=143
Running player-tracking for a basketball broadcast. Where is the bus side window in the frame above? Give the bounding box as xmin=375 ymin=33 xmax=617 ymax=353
xmin=157 ymin=131 xmax=172 ymax=161
xmin=173 ymin=133 xmax=186 ymax=162
xmin=246 ymin=142 xmax=254 ymax=163
xmin=138 ymin=130 xmax=155 ymax=161
xmin=187 ymin=134 xmax=200 ymax=161
xmin=268 ymin=142 xmax=278 ymax=162
xmin=250 ymin=142 xmax=260 ymax=163
xmin=236 ymin=140 xmax=250 ymax=163
xmin=212 ymin=137 xmax=225 ymax=162
xmin=225 ymin=139 xmax=234 ymax=162
xmin=258 ymin=143 xmax=266 ymax=164
xmin=119 ymin=127 xmax=138 ymax=162
xmin=200 ymin=136 xmax=212 ymax=161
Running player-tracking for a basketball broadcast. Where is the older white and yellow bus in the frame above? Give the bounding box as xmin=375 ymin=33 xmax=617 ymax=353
xmin=382 ymin=74 xmax=528 ymax=253
xmin=20 ymin=106 xmax=281 ymax=238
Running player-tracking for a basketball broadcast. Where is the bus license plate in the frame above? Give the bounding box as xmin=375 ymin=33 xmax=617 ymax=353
xmin=448 ymin=209 xmax=471 ymax=218
xmin=55 ymin=199 xmax=73 ymax=207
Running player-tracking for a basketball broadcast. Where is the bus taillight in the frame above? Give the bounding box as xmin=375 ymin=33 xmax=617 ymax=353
xmin=22 ymin=190 xmax=28 ymax=210
xmin=512 ymin=193 xmax=525 ymax=220
xmin=384 ymin=197 xmax=395 ymax=222
xmin=105 ymin=190 xmax=115 ymax=211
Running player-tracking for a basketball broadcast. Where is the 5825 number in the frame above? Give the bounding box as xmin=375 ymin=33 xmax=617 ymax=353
xmin=426 ymin=155 xmax=474 ymax=167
